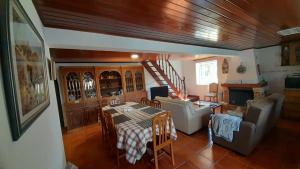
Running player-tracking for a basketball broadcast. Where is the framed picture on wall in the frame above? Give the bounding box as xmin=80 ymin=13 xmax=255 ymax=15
xmin=0 ymin=0 xmax=50 ymax=141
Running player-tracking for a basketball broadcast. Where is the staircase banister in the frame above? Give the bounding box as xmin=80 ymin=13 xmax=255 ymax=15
xmin=165 ymin=59 xmax=184 ymax=81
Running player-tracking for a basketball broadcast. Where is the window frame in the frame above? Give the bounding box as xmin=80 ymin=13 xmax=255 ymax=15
xmin=195 ymin=59 xmax=218 ymax=85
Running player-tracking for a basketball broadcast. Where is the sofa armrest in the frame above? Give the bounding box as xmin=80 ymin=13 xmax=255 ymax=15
xmin=238 ymin=121 xmax=256 ymax=138
xmin=233 ymin=121 xmax=256 ymax=155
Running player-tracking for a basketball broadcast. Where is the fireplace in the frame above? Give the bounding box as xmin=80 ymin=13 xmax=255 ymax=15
xmin=229 ymin=88 xmax=254 ymax=106
xmin=221 ymin=82 xmax=267 ymax=106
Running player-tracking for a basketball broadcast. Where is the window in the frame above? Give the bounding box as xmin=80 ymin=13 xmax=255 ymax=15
xmin=196 ymin=60 xmax=218 ymax=85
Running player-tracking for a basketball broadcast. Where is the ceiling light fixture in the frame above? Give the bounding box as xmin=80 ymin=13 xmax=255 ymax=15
xmin=277 ymin=27 xmax=300 ymax=36
xmin=131 ymin=54 xmax=139 ymax=59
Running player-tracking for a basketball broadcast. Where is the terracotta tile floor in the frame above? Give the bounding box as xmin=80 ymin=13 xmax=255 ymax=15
xmin=63 ymin=120 xmax=300 ymax=169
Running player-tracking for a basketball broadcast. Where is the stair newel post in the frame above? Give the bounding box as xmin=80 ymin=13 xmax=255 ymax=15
xmin=176 ymin=74 xmax=178 ymax=91
xmin=159 ymin=54 xmax=161 ymax=70
xmin=168 ymin=55 xmax=171 ymax=82
xmin=161 ymin=54 xmax=163 ymax=71
xmin=169 ymin=63 xmax=172 ymax=83
xmin=183 ymin=76 xmax=187 ymax=99
xmin=161 ymin=54 xmax=164 ymax=74
xmin=173 ymin=70 xmax=175 ymax=87
xmin=174 ymin=70 xmax=176 ymax=89
xmin=172 ymin=70 xmax=175 ymax=88
xmin=179 ymin=79 xmax=182 ymax=97
xmin=180 ymin=77 xmax=182 ymax=93
xmin=166 ymin=55 xmax=168 ymax=76
xmin=160 ymin=54 xmax=163 ymax=69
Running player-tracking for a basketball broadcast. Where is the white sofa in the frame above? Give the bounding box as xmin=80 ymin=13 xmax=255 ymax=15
xmin=155 ymin=97 xmax=212 ymax=134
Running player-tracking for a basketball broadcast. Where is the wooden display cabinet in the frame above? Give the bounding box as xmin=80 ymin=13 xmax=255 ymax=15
xmin=281 ymin=41 xmax=300 ymax=66
xmin=60 ymin=65 xmax=146 ymax=130
xmin=60 ymin=67 xmax=99 ymax=130
xmin=95 ymin=66 xmax=125 ymax=104
xmin=283 ymin=89 xmax=300 ymax=120
xmin=122 ymin=66 xmax=146 ymax=102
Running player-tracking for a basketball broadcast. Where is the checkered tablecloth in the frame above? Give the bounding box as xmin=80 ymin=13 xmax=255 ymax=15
xmin=102 ymin=102 xmax=177 ymax=164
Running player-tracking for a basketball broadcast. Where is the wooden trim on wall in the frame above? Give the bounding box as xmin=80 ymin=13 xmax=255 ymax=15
xmin=193 ymin=56 xmax=219 ymax=62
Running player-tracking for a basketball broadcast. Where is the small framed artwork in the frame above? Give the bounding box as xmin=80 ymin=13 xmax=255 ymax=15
xmin=222 ymin=58 xmax=229 ymax=74
xmin=281 ymin=43 xmax=290 ymax=66
xmin=0 ymin=0 xmax=50 ymax=141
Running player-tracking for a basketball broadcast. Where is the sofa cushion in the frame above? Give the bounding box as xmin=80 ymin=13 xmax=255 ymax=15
xmin=155 ymin=96 xmax=211 ymax=134
xmin=244 ymin=106 xmax=261 ymax=124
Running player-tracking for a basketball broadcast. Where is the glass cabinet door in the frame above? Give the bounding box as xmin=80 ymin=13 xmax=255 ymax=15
xmin=135 ymin=71 xmax=144 ymax=91
xmin=125 ymin=71 xmax=134 ymax=92
xmin=99 ymin=71 xmax=122 ymax=97
xmin=83 ymin=72 xmax=96 ymax=99
xmin=66 ymin=72 xmax=81 ymax=102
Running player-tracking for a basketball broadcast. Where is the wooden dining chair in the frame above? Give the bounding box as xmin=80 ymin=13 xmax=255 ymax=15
xmin=150 ymin=99 xmax=161 ymax=109
xmin=101 ymin=99 xmax=109 ymax=107
xmin=140 ymin=97 xmax=150 ymax=105
xmin=103 ymin=112 xmax=125 ymax=168
xmin=99 ymin=108 xmax=108 ymax=140
xmin=151 ymin=112 xmax=175 ymax=169
xmin=204 ymin=83 xmax=218 ymax=102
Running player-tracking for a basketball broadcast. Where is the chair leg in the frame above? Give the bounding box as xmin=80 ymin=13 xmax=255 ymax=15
xmin=117 ymin=150 xmax=120 ymax=168
xmin=154 ymin=151 xmax=159 ymax=169
xmin=103 ymin=127 xmax=106 ymax=141
xmin=101 ymin=125 xmax=104 ymax=140
xmin=170 ymin=143 xmax=175 ymax=166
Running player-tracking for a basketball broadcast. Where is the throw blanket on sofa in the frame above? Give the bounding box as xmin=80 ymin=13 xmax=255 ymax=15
xmin=210 ymin=114 xmax=242 ymax=142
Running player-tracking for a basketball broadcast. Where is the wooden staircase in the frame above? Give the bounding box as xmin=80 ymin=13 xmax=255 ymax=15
xmin=142 ymin=54 xmax=187 ymax=99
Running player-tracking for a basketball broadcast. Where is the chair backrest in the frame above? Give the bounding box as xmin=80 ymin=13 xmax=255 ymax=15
xmin=103 ymin=112 xmax=117 ymax=145
xmin=101 ymin=99 xmax=109 ymax=107
xmin=152 ymin=112 xmax=173 ymax=149
xmin=209 ymin=83 xmax=218 ymax=93
xmin=150 ymin=99 xmax=161 ymax=109
xmin=99 ymin=109 xmax=106 ymax=126
xmin=140 ymin=97 xmax=150 ymax=105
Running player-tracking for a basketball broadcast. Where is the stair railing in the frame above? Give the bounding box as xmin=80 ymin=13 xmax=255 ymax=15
xmin=156 ymin=54 xmax=187 ymax=99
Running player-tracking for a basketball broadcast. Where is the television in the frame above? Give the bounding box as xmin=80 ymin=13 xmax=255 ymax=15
xmin=285 ymin=73 xmax=300 ymax=89
xmin=150 ymin=86 xmax=168 ymax=100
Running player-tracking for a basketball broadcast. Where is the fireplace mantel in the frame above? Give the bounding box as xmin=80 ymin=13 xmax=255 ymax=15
xmin=221 ymin=82 xmax=267 ymax=88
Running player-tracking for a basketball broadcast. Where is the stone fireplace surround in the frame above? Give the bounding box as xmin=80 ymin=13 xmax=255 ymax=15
xmin=221 ymin=82 xmax=268 ymax=105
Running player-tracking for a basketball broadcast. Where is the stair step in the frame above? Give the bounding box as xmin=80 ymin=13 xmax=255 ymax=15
xmin=143 ymin=59 xmax=186 ymax=99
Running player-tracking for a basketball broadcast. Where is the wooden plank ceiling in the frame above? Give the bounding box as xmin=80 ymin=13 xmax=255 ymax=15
xmin=34 ymin=0 xmax=300 ymax=50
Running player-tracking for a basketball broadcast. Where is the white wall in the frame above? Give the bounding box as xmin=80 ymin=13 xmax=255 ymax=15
xmin=182 ymin=57 xmax=226 ymax=99
xmin=182 ymin=49 xmax=260 ymax=100
xmin=0 ymin=1 xmax=66 ymax=169
xmin=255 ymin=46 xmax=300 ymax=93
xmin=225 ymin=49 xmax=259 ymax=84
xmin=44 ymin=28 xmax=240 ymax=56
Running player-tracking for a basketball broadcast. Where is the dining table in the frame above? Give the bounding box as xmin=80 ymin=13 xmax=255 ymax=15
xmin=102 ymin=102 xmax=177 ymax=164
